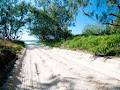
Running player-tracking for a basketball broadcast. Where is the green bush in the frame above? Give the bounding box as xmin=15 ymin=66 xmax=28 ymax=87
xmin=42 ymin=40 xmax=64 ymax=47
xmin=63 ymin=34 xmax=120 ymax=56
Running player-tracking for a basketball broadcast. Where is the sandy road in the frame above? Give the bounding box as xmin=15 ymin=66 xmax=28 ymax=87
xmin=16 ymin=45 xmax=120 ymax=90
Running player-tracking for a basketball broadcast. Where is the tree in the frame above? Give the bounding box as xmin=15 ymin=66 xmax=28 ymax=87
xmin=29 ymin=0 xmax=75 ymax=41
xmin=0 ymin=0 xmax=29 ymax=40
xmin=76 ymin=0 xmax=120 ymax=26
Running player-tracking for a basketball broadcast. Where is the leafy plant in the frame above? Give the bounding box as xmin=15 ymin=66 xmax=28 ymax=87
xmin=63 ymin=34 xmax=120 ymax=56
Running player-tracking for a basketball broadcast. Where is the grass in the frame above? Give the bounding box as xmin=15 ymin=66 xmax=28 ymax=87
xmin=62 ymin=34 xmax=120 ymax=56
xmin=0 ymin=39 xmax=24 ymax=54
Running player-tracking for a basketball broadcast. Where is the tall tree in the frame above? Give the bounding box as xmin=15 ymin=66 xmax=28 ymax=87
xmin=29 ymin=0 xmax=75 ymax=41
xmin=0 ymin=0 xmax=29 ymax=39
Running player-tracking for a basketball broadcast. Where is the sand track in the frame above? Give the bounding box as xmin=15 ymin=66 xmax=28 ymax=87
xmin=16 ymin=45 xmax=120 ymax=90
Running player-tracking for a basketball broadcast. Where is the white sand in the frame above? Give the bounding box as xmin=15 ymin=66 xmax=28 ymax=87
xmin=16 ymin=45 xmax=120 ymax=90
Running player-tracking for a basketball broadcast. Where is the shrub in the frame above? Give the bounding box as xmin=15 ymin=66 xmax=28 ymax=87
xmin=63 ymin=34 xmax=120 ymax=56
xmin=0 ymin=39 xmax=24 ymax=54
xmin=12 ymin=40 xmax=25 ymax=47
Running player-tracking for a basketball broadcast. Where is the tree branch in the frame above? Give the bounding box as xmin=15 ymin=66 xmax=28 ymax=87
xmin=109 ymin=13 xmax=120 ymax=18
xmin=117 ymin=5 xmax=120 ymax=9
xmin=103 ymin=22 xmax=120 ymax=26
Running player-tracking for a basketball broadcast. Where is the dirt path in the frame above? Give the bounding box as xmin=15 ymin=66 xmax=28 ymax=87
xmin=16 ymin=45 xmax=120 ymax=90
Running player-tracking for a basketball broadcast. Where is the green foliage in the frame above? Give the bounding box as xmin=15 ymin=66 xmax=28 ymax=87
xmin=0 ymin=1 xmax=29 ymax=40
xmin=75 ymin=0 xmax=120 ymax=27
xmin=63 ymin=34 xmax=120 ymax=56
xmin=42 ymin=40 xmax=64 ymax=47
xmin=29 ymin=0 xmax=75 ymax=41
xmin=106 ymin=25 xmax=120 ymax=34
xmin=12 ymin=40 xmax=25 ymax=47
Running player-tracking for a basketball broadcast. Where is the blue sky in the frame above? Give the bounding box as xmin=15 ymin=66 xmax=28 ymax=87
xmin=69 ymin=13 xmax=96 ymax=35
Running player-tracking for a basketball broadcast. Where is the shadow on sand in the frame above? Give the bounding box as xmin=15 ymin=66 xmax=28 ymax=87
xmin=10 ymin=75 xmax=75 ymax=90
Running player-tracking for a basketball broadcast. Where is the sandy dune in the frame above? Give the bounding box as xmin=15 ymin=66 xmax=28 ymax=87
xmin=16 ymin=45 xmax=120 ymax=90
